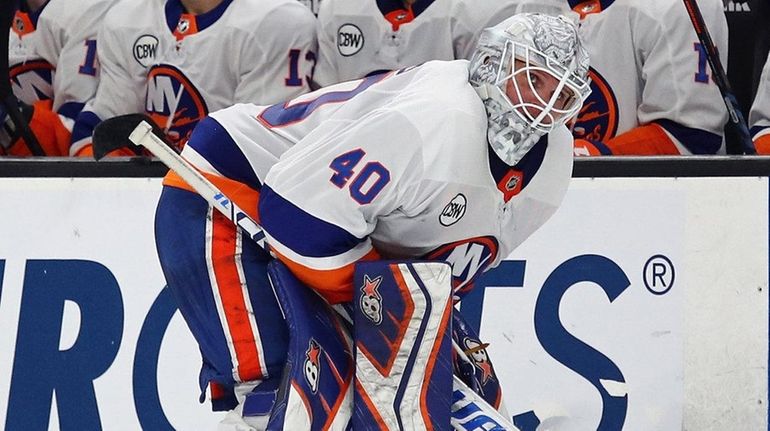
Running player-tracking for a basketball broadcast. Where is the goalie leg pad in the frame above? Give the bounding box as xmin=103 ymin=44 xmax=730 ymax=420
xmin=264 ymin=261 xmax=354 ymax=431
xmin=452 ymin=311 xmax=503 ymax=409
xmin=353 ymin=261 xmax=454 ymax=430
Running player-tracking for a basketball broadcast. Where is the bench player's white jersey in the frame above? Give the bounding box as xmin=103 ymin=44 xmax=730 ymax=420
xmin=749 ymin=55 xmax=770 ymax=151
xmin=180 ymin=60 xmax=573 ymax=303
xmin=572 ymin=0 xmax=729 ymax=154
xmin=9 ymin=0 xmax=115 ymax=120
xmin=72 ymin=0 xmax=317 ymax=154
xmin=504 ymin=0 xmax=728 ymax=154
xmin=313 ymin=0 xmax=521 ymax=87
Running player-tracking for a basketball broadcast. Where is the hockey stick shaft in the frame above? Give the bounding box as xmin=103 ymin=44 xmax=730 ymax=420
xmin=681 ymin=0 xmax=755 ymax=154
xmin=128 ymin=120 xmax=520 ymax=430
xmin=2 ymin=95 xmax=45 ymax=156
xmin=128 ymin=121 xmax=267 ymax=248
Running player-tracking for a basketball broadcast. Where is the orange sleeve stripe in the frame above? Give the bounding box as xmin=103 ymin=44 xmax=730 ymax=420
xmin=73 ymin=145 xmax=94 ymax=157
xmin=755 ymin=134 xmax=770 ymax=155
xmin=162 ymin=170 xmax=261 ymax=222
xmin=270 ymin=246 xmax=380 ymax=304
xmin=606 ymin=123 xmax=681 ymax=155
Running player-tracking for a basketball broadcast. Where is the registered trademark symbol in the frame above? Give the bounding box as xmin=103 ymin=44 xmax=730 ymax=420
xmin=643 ymin=255 xmax=675 ymax=295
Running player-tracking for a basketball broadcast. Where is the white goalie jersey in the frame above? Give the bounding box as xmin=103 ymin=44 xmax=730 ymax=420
xmin=178 ymin=60 xmax=574 ymax=303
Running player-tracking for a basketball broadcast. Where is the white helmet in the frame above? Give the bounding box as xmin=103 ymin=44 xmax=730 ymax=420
xmin=470 ymin=13 xmax=591 ymax=165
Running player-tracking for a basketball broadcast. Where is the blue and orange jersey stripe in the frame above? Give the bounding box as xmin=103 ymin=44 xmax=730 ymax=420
xmin=258 ymin=184 xmax=381 ymax=302
xmin=752 ymin=125 xmax=770 ymax=154
xmin=163 ymin=170 xmax=262 ymax=222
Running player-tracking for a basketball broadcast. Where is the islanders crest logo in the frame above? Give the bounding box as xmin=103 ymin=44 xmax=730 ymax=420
xmin=10 ymin=60 xmax=54 ymax=103
xmin=573 ymin=67 xmax=619 ymax=142
xmin=425 ymin=236 xmax=499 ymax=297
xmin=145 ymin=64 xmax=208 ymax=150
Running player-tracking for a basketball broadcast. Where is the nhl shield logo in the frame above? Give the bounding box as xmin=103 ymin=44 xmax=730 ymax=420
xmin=177 ymin=18 xmax=190 ymax=34
xmin=11 ymin=11 xmax=33 ymax=36
xmin=13 ymin=17 xmax=24 ymax=33
xmin=506 ymin=175 xmax=519 ymax=191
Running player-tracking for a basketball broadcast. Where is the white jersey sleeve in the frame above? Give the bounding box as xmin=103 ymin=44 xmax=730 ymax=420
xmin=313 ymin=0 xmax=339 ymax=87
xmin=255 ymin=62 xmax=485 ymax=301
xmin=750 ymin=56 xmax=770 ymax=132
xmin=33 ymin=0 xmax=116 ymax=119
xmin=750 ymin=55 xmax=770 ymax=149
xmin=636 ymin=0 xmax=729 ymax=138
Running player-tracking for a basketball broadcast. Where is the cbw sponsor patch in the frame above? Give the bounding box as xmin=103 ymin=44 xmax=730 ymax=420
xmin=440 ymin=194 xmax=467 ymax=227
xmin=337 ymin=24 xmax=364 ymax=56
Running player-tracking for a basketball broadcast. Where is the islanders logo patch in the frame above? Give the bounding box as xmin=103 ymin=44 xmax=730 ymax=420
xmin=145 ymin=64 xmax=208 ymax=150
xmin=10 ymin=60 xmax=55 ymax=103
xmin=425 ymin=236 xmax=499 ymax=297
xmin=573 ymin=67 xmax=619 ymax=142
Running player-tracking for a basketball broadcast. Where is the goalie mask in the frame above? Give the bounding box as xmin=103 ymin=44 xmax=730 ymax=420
xmin=470 ymin=13 xmax=591 ymax=166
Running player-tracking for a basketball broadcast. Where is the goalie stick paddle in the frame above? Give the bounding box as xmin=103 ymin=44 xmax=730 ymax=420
xmin=681 ymin=0 xmax=755 ymax=155
xmin=120 ymin=118 xmax=520 ymax=430
xmin=0 ymin=2 xmax=45 ymax=156
xmin=92 ymin=114 xmax=165 ymax=159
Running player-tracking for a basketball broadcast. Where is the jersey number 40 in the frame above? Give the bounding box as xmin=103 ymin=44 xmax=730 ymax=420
xmin=329 ymin=149 xmax=390 ymax=205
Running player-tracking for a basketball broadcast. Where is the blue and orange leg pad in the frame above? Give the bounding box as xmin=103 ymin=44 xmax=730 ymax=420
xmin=262 ymin=261 xmax=354 ymax=430
xmin=452 ymin=311 xmax=503 ymax=409
xmin=353 ymin=261 xmax=454 ymax=430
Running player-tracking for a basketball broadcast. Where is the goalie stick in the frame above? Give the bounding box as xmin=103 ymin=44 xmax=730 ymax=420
xmin=0 ymin=1 xmax=44 ymax=156
xmin=94 ymin=115 xmax=521 ymax=431
xmin=681 ymin=0 xmax=756 ymax=155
